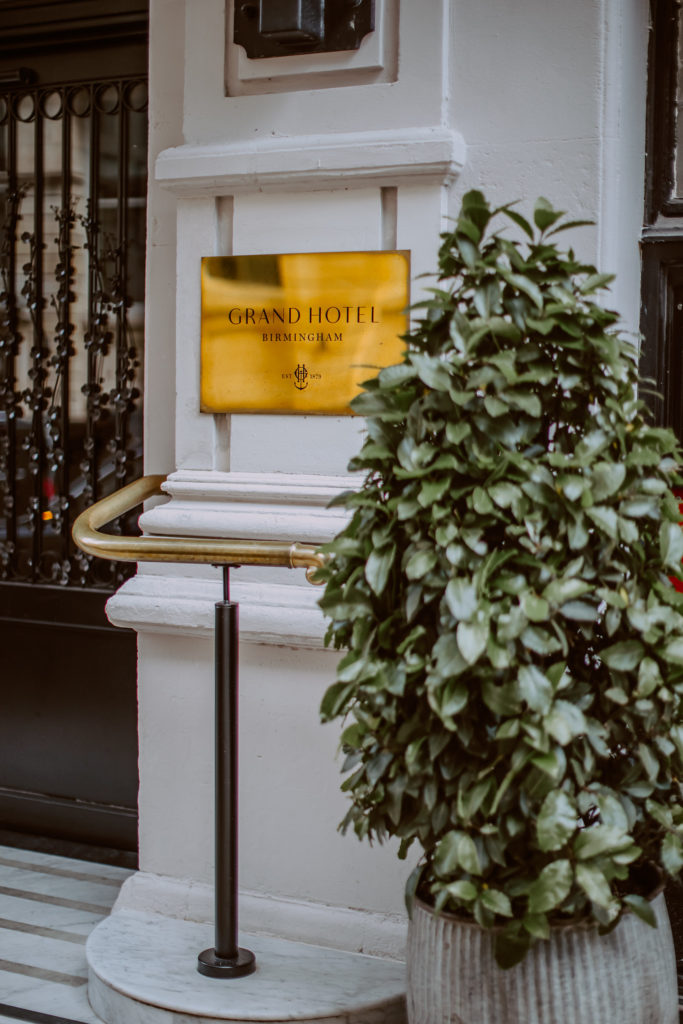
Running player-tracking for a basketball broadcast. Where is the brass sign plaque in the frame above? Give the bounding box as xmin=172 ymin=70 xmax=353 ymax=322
xmin=200 ymin=251 xmax=410 ymax=415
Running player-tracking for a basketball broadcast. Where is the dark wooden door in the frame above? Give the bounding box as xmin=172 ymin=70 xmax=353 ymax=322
xmin=0 ymin=1 xmax=148 ymax=857
xmin=640 ymin=3 xmax=683 ymax=1015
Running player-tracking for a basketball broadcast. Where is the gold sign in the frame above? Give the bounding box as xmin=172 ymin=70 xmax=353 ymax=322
xmin=200 ymin=251 xmax=410 ymax=415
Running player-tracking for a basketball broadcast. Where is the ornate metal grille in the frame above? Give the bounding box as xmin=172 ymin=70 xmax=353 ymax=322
xmin=0 ymin=75 xmax=146 ymax=588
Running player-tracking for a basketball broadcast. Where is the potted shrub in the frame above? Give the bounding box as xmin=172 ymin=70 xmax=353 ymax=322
xmin=318 ymin=191 xmax=683 ymax=1023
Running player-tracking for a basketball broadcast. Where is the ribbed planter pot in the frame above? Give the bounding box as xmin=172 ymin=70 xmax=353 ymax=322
xmin=406 ymin=894 xmax=678 ymax=1024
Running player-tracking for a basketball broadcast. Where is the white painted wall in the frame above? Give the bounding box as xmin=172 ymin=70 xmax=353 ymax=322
xmin=144 ymin=0 xmax=184 ymax=475
xmin=448 ymin=0 xmax=648 ymax=338
xmin=109 ymin=0 xmax=650 ymax=959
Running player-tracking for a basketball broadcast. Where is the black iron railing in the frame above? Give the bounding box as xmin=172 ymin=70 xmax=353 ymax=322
xmin=0 ymin=75 xmax=147 ymax=588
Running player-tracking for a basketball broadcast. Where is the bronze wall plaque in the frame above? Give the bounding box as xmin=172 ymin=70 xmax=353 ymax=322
xmin=200 ymin=251 xmax=410 ymax=415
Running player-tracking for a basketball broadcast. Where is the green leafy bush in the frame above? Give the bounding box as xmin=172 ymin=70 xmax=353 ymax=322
xmin=318 ymin=190 xmax=683 ymax=966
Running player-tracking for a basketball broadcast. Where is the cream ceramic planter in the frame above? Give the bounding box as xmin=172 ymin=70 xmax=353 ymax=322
xmin=406 ymin=894 xmax=678 ymax=1024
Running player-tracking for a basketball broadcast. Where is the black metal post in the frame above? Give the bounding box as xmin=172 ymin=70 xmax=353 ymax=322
xmin=197 ymin=566 xmax=256 ymax=978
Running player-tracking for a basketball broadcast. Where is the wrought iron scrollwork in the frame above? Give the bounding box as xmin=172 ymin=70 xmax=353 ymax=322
xmin=0 ymin=183 xmax=27 ymax=578
xmin=0 ymin=74 xmax=147 ymax=588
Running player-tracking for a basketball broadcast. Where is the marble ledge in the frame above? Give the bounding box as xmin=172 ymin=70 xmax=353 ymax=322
xmin=139 ymin=470 xmax=355 ymax=544
xmin=155 ymin=125 xmax=465 ymax=196
xmin=105 ymin=572 xmax=330 ymax=647
xmin=158 ymin=470 xmax=357 ymax=505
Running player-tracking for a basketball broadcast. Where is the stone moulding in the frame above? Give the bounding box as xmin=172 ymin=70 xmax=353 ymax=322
xmin=105 ymin=470 xmax=354 ymax=647
xmin=155 ymin=125 xmax=466 ymax=195
xmin=140 ymin=470 xmax=354 ymax=542
xmin=106 ymin=572 xmax=329 ymax=647
xmin=112 ymin=870 xmax=408 ymax=961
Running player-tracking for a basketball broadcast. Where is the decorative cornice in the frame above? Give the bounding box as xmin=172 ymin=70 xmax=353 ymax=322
xmin=155 ymin=126 xmax=466 ymax=196
xmin=140 ymin=469 xmax=354 ymax=543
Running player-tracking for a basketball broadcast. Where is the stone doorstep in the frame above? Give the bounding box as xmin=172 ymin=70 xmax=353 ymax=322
xmin=86 ymin=910 xmax=407 ymax=1024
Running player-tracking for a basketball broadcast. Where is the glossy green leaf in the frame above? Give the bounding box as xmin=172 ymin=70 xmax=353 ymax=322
xmin=527 ymin=860 xmax=573 ymax=914
xmin=483 ymin=680 xmax=522 ymax=716
xmin=320 ymin=682 xmax=355 ymax=720
xmin=433 ymin=633 xmax=468 ymax=678
xmin=662 ymin=834 xmax=683 ymax=875
xmin=440 ymin=680 xmax=469 ymax=717
xmin=663 ymin=638 xmax=683 ymax=666
xmin=446 ymin=420 xmax=470 ymax=445
xmin=536 ymin=790 xmax=577 ymax=851
xmin=591 ymin=462 xmax=626 ymax=501
xmin=533 ymin=196 xmax=565 ymax=232
xmin=521 ymin=592 xmax=549 ymax=622
xmin=410 ymin=353 xmax=452 ymax=390
xmin=483 ymin=393 xmax=507 ymax=417
xmin=605 ymin=687 xmax=628 ymax=705
xmin=576 ymin=863 xmax=613 ymax=908
xmin=587 ymin=505 xmax=618 ymax=534
xmin=480 ymin=888 xmax=513 ymax=917
xmin=601 ymin=641 xmax=645 ymax=672
xmin=365 ymin=545 xmax=396 ymax=596
xmin=567 ymin=517 xmax=589 ymax=550
xmin=456 ymin=834 xmax=482 ymax=875
xmin=445 ymin=578 xmax=478 ymax=621
xmin=405 ymin=548 xmax=438 ymax=580
xmin=508 ymin=391 xmax=542 ymax=417
xmin=404 ymin=864 xmax=422 ymax=919
xmin=378 ymin=363 xmax=417 ymax=388
xmin=579 ymin=271 xmax=615 ymax=294
xmin=574 ymin=825 xmax=634 ymax=860
xmin=418 ymin=478 xmax=450 ymax=507
xmin=444 ymin=879 xmax=478 ymax=902
xmin=471 ymin=486 xmax=494 ymax=514
xmin=518 ymin=665 xmax=553 ymax=713
xmin=544 ymin=700 xmax=586 ymax=746
xmin=521 ymin=626 xmax=562 ymax=656
xmin=660 ymin=522 xmax=683 ymax=569
xmin=543 ymin=578 xmax=592 ymax=604
xmin=505 ymin=271 xmax=543 ymax=310
xmin=559 ymin=600 xmax=597 ymax=622
xmin=434 ymin=830 xmax=481 ymax=876
xmin=531 ymin=746 xmax=566 ymax=781
xmin=500 ymin=206 xmax=534 ymax=239
xmin=457 ymin=620 xmax=489 ymax=665
xmin=621 ymin=498 xmax=658 ymax=519
xmin=456 ymin=235 xmax=478 ymax=268
xmin=489 ymin=481 xmax=523 ymax=509
xmin=487 ymin=317 xmax=522 ymax=341
xmin=638 ymin=742 xmax=660 ymax=782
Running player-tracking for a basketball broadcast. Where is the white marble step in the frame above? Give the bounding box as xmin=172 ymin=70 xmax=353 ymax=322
xmin=0 ymin=927 xmax=89 ymax=981
xmin=0 ymin=970 xmax=103 ymax=1024
xmin=87 ymin=910 xmax=407 ymax=1024
xmin=0 ymin=866 xmax=124 ymax=911
xmin=0 ymin=848 xmax=131 ymax=885
xmin=0 ymin=844 xmax=124 ymax=1024
xmin=0 ymin=889 xmax=106 ymax=937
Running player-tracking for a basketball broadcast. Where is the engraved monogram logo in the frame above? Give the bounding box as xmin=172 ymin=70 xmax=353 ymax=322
xmin=294 ymin=364 xmax=309 ymax=391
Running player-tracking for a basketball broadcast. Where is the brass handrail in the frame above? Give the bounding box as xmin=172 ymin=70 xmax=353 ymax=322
xmin=71 ymin=474 xmax=326 ymax=582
